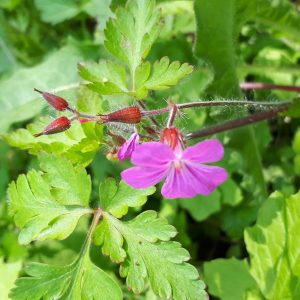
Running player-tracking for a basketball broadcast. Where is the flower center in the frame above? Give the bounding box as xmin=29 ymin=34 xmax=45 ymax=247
xmin=174 ymin=160 xmax=183 ymax=175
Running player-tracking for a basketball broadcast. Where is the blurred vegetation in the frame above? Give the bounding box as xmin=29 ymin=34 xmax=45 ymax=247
xmin=1 ymin=0 xmax=300 ymax=299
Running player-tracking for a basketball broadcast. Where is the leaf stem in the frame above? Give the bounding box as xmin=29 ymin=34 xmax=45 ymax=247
xmin=80 ymin=207 xmax=103 ymax=257
xmin=186 ymin=106 xmax=288 ymax=140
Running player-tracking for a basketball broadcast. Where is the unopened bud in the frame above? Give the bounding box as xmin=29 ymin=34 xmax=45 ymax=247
xmin=106 ymin=131 xmax=126 ymax=147
xmin=99 ymin=107 xmax=141 ymax=124
xmin=34 ymin=88 xmax=69 ymax=111
xmin=34 ymin=116 xmax=71 ymax=137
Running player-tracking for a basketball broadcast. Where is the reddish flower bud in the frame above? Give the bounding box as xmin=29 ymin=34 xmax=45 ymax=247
xmin=99 ymin=107 xmax=141 ymax=124
xmin=34 ymin=116 xmax=71 ymax=137
xmin=160 ymin=127 xmax=186 ymax=150
xmin=106 ymin=131 xmax=126 ymax=147
xmin=34 ymin=88 xmax=69 ymax=111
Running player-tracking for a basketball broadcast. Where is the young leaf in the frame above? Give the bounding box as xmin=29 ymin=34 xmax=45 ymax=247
xmin=99 ymin=177 xmax=156 ymax=218
xmin=93 ymin=211 xmax=207 ymax=299
xmin=8 ymin=152 xmax=94 ymax=245
xmin=134 ymin=57 xmax=194 ymax=99
xmin=245 ymin=190 xmax=300 ymax=299
xmin=104 ymin=0 xmax=164 ymax=74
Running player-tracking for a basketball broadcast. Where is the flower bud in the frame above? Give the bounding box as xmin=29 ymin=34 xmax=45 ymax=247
xmin=34 ymin=116 xmax=71 ymax=137
xmin=106 ymin=131 xmax=126 ymax=147
xmin=99 ymin=107 xmax=141 ymax=124
xmin=34 ymin=88 xmax=69 ymax=111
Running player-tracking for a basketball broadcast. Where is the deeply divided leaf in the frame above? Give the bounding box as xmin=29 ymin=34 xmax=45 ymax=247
xmin=93 ymin=211 xmax=207 ymax=299
xmin=8 ymin=152 xmax=93 ymax=244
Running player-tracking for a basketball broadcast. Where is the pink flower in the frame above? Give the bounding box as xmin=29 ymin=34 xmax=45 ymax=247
xmin=118 ymin=128 xmax=140 ymax=161
xmin=121 ymin=139 xmax=227 ymax=199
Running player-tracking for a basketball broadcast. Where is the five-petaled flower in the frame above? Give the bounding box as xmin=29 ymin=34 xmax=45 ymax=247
xmin=121 ymin=135 xmax=227 ymax=199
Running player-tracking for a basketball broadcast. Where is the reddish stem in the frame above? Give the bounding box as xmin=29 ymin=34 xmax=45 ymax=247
xmin=240 ymin=82 xmax=300 ymax=93
xmin=186 ymin=106 xmax=288 ymax=140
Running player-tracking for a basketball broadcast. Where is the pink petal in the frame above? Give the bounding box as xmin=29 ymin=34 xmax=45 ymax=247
xmin=183 ymin=162 xmax=228 ymax=195
xmin=161 ymin=165 xmax=197 ymax=199
xmin=131 ymin=142 xmax=175 ymax=167
xmin=181 ymin=139 xmax=224 ymax=163
xmin=121 ymin=166 xmax=169 ymax=189
xmin=118 ymin=132 xmax=139 ymax=161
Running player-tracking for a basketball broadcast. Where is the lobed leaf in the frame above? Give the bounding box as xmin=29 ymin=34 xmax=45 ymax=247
xmin=78 ymin=60 xmax=129 ymax=95
xmin=245 ymin=190 xmax=300 ymax=299
xmin=9 ymin=253 xmax=122 ymax=300
xmin=8 ymin=153 xmax=93 ymax=245
xmin=94 ymin=211 xmax=207 ymax=300
xmin=99 ymin=177 xmax=155 ymax=218
xmin=104 ymin=0 xmax=164 ymax=73
xmin=134 ymin=57 xmax=194 ymax=99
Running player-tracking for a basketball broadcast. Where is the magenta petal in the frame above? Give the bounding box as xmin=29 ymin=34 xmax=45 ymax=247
xmin=131 ymin=142 xmax=175 ymax=167
xmin=121 ymin=166 xmax=169 ymax=189
xmin=161 ymin=166 xmax=197 ymax=199
xmin=118 ymin=132 xmax=139 ymax=161
xmin=183 ymin=163 xmax=228 ymax=195
xmin=181 ymin=139 xmax=224 ymax=163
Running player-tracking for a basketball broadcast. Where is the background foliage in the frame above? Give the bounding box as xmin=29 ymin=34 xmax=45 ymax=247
xmin=1 ymin=0 xmax=300 ymax=299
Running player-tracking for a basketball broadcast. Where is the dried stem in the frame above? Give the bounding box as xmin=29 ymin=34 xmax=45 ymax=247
xmin=240 ymin=82 xmax=300 ymax=93
xmin=186 ymin=106 xmax=288 ymax=140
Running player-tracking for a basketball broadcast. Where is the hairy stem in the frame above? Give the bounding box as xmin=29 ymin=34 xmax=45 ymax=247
xmin=186 ymin=106 xmax=288 ymax=140
xmin=136 ymin=100 xmax=161 ymax=129
xmin=141 ymin=100 xmax=292 ymax=117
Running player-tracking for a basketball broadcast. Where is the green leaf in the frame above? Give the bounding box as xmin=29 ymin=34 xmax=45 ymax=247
xmin=203 ymin=257 xmax=258 ymax=300
xmin=278 ymin=97 xmax=300 ymax=118
xmin=134 ymin=57 xmax=194 ymax=99
xmin=179 ymin=189 xmax=221 ymax=222
xmin=99 ymin=177 xmax=156 ymax=218
xmin=34 ymin=0 xmax=80 ymax=24
xmin=10 ymin=243 xmax=122 ymax=300
xmin=78 ymin=60 xmax=129 ymax=95
xmin=8 ymin=152 xmax=93 ymax=245
xmin=219 ymin=178 xmax=243 ymax=206
xmin=245 ymin=190 xmax=300 ymax=299
xmin=104 ymin=0 xmax=164 ymax=74
xmin=93 ymin=211 xmax=207 ymax=299
xmin=0 ymin=258 xmax=22 ymax=300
